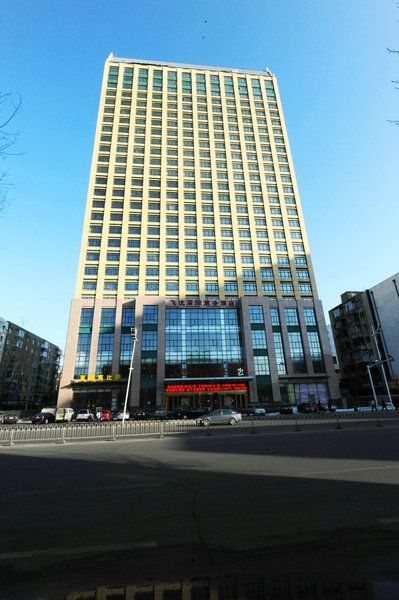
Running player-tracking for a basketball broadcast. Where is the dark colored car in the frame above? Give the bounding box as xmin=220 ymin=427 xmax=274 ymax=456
xmin=279 ymin=404 xmax=294 ymax=415
xmin=150 ymin=407 xmax=173 ymax=420
xmin=239 ymin=407 xmax=256 ymax=417
xmin=173 ymin=406 xmax=210 ymax=419
xmin=239 ymin=406 xmax=266 ymax=417
xmin=3 ymin=413 xmax=20 ymax=425
xmin=131 ymin=409 xmax=148 ymax=420
xmin=297 ymin=403 xmax=315 ymax=414
xmin=32 ymin=412 xmax=56 ymax=424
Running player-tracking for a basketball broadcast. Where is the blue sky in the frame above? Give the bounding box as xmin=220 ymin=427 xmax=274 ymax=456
xmin=1 ymin=0 xmax=398 ymax=352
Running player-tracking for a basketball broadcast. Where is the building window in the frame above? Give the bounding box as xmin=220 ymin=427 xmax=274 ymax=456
xmin=249 ymin=305 xmax=264 ymax=324
xmin=251 ymin=329 xmax=267 ymax=349
xmin=142 ymin=330 xmax=158 ymax=351
xmin=307 ymin=331 xmax=325 ymax=373
xmin=254 ymin=355 xmax=270 ymax=375
xmin=122 ymin=307 xmax=135 ymax=327
xmin=273 ymin=332 xmax=286 ymax=374
xmin=143 ymin=305 xmax=158 ymax=324
xmin=299 ymin=283 xmax=312 ymax=293
xmin=225 ymin=283 xmax=238 ymax=292
xmin=303 ymin=308 xmax=316 ymax=326
xmin=285 ymin=308 xmax=299 ymax=326
xmin=287 ymin=331 xmax=306 ymax=373
xmin=80 ymin=308 xmax=94 ymax=327
xmin=101 ymin=308 xmax=116 ymax=327
xmin=186 ymin=282 xmax=199 ymax=292
xmin=270 ymin=308 xmax=280 ymax=326
xmin=120 ymin=332 xmax=133 ymax=375
xmin=74 ymin=333 xmax=92 ymax=377
xmin=281 ymin=283 xmax=294 ymax=293
xmin=96 ymin=333 xmax=114 ymax=376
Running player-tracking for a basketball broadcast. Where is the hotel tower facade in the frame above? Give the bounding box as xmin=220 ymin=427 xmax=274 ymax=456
xmin=58 ymin=54 xmax=339 ymax=413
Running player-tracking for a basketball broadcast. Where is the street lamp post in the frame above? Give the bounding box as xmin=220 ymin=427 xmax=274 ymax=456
xmin=366 ymin=363 xmax=379 ymax=409
xmin=367 ymin=357 xmax=394 ymax=410
xmin=122 ymin=327 xmax=138 ymax=424
xmin=370 ymin=326 xmax=394 ymax=409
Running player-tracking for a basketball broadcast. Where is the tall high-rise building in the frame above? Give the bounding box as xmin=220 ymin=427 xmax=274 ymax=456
xmin=58 ymin=54 xmax=339 ymax=413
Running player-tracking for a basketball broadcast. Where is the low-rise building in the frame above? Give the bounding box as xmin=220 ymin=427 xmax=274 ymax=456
xmin=0 ymin=318 xmax=62 ymax=410
xmin=329 ymin=273 xmax=399 ymax=407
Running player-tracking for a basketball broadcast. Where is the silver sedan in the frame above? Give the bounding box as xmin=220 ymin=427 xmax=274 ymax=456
xmin=196 ymin=409 xmax=242 ymax=427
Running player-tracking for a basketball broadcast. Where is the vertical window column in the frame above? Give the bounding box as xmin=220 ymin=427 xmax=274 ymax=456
xmin=74 ymin=308 xmax=94 ymax=378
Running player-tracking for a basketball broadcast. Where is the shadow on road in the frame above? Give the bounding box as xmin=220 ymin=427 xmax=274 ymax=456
xmin=1 ymin=426 xmax=399 ymax=598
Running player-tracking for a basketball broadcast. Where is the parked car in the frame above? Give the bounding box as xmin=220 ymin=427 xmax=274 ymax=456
xmin=240 ymin=405 xmax=266 ymax=416
xmin=2 ymin=413 xmax=20 ymax=425
xmin=173 ymin=406 xmax=210 ymax=419
xmin=147 ymin=407 xmax=173 ymax=420
xmin=249 ymin=404 xmax=266 ymax=415
xmin=297 ymin=403 xmax=315 ymax=414
xmin=55 ymin=407 xmax=74 ymax=422
xmin=115 ymin=411 xmax=130 ymax=421
xmin=131 ymin=409 xmax=148 ymax=420
xmin=97 ymin=409 xmax=112 ymax=421
xmin=32 ymin=412 xmax=56 ymax=424
xmin=280 ymin=404 xmax=294 ymax=415
xmin=240 ymin=407 xmax=256 ymax=416
xmin=76 ymin=409 xmax=95 ymax=422
xmin=196 ymin=408 xmax=242 ymax=427
xmin=0 ymin=411 xmax=5 ymax=424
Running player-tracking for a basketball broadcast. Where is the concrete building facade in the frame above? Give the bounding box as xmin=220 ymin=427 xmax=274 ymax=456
xmin=0 ymin=317 xmax=61 ymax=409
xmin=329 ymin=273 xmax=399 ymax=407
xmin=59 ymin=54 xmax=339 ymax=413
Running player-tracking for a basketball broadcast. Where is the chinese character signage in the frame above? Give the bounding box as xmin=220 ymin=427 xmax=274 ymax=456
xmin=165 ymin=382 xmax=247 ymax=393
xmin=167 ymin=299 xmax=237 ymax=307
xmin=79 ymin=374 xmax=122 ymax=382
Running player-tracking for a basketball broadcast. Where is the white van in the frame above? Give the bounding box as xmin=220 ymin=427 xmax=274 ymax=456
xmin=55 ymin=408 xmax=74 ymax=422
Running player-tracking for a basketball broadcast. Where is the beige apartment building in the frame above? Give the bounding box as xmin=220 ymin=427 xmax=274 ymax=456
xmin=58 ymin=54 xmax=339 ymax=413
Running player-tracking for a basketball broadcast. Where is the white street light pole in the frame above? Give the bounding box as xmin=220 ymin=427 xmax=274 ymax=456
xmin=122 ymin=327 xmax=138 ymax=424
xmin=371 ymin=326 xmax=394 ymax=409
xmin=367 ymin=363 xmax=379 ymax=409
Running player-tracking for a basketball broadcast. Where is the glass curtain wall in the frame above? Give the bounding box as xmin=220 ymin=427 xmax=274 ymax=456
xmin=165 ymin=308 xmax=243 ymax=378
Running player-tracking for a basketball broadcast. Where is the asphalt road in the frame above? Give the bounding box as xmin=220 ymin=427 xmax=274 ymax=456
xmin=1 ymin=422 xmax=399 ymax=598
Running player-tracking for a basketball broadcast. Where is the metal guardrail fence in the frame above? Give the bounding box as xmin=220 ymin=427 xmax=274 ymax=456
xmin=0 ymin=411 xmax=398 ymax=447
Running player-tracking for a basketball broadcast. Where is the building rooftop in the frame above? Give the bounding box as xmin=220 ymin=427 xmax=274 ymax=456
xmin=107 ymin=53 xmax=274 ymax=78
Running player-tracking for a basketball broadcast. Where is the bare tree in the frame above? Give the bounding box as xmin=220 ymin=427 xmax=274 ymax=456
xmin=387 ymin=1 xmax=399 ymax=125
xmin=0 ymin=92 xmax=22 ymax=211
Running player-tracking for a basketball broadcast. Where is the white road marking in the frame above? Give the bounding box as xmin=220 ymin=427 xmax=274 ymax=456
xmin=0 ymin=541 xmax=158 ymax=560
xmin=378 ymin=517 xmax=399 ymax=524
xmin=299 ymin=464 xmax=398 ymax=476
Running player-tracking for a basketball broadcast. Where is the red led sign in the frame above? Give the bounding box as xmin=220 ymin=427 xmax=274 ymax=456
xmin=165 ymin=382 xmax=248 ymax=393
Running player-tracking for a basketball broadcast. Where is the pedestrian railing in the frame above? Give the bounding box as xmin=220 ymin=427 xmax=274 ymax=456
xmin=0 ymin=411 xmax=397 ymax=446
